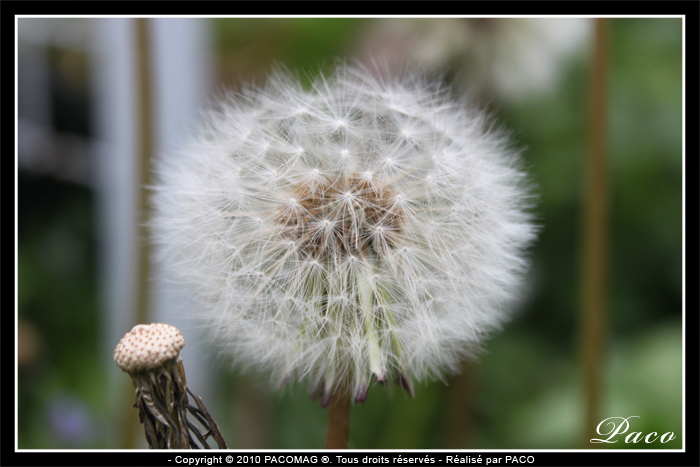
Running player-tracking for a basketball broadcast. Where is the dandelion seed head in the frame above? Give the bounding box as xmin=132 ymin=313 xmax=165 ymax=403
xmin=152 ymin=63 xmax=537 ymax=399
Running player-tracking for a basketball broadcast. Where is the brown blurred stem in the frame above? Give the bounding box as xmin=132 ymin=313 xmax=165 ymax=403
xmin=581 ymin=17 xmax=609 ymax=447
xmin=121 ymin=17 xmax=155 ymax=449
xmin=135 ymin=17 xmax=154 ymax=327
xmin=324 ymin=392 xmax=351 ymax=449
xmin=443 ymin=361 xmax=477 ymax=448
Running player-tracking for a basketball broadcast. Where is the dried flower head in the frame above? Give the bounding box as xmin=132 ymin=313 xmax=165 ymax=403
xmin=152 ymin=64 xmax=537 ymax=402
xmin=114 ymin=323 xmax=185 ymax=373
xmin=114 ymin=323 xmax=227 ymax=449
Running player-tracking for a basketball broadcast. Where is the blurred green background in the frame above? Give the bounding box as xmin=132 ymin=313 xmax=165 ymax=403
xmin=17 ymin=17 xmax=683 ymax=449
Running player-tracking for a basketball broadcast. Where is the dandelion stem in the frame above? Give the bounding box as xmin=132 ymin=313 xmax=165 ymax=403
xmin=324 ymin=391 xmax=351 ymax=449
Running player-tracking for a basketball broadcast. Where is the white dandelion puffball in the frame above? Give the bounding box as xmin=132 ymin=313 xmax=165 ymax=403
xmin=152 ymin=64 xmax=537 ymax=402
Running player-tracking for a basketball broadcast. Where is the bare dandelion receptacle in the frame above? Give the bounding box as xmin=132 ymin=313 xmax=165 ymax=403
xmin=114 ymin=323 xmax=185 ymax=373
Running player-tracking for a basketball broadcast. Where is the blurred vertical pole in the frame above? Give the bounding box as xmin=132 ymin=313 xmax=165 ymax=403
xmin=149 ymin=18 xmax=214 ymax=405
xmin=581 ymin=17 xmax=609 ymax=447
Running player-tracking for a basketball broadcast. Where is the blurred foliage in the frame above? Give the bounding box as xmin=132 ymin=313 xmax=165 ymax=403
xmin=214 ymin=18 xmax=368 ymax=88
xmin=18 ymin=172 xmax=107 ymax=448
xmin=17 ymin=17 xmax=682 ymax=450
